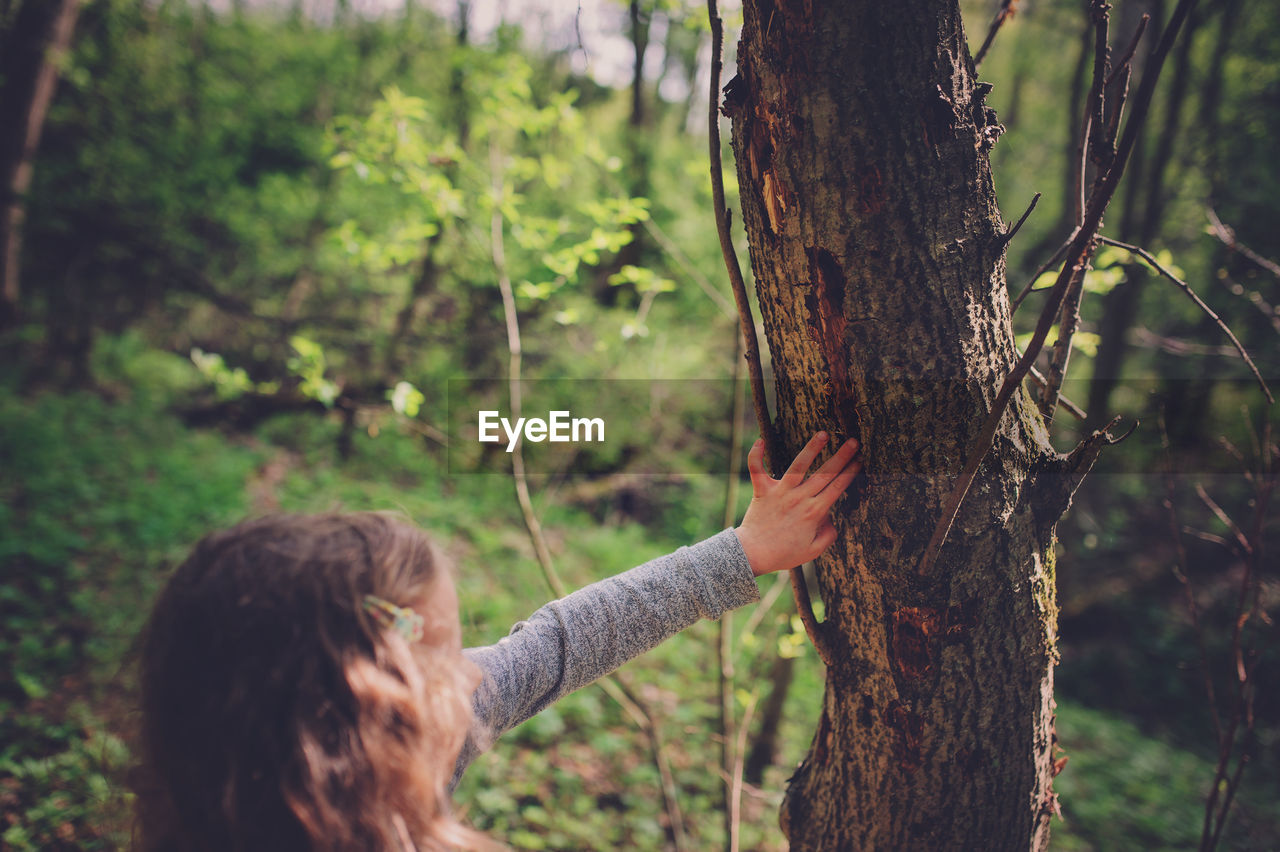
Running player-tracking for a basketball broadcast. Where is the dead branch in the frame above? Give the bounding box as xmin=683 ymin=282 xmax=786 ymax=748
xmin=1040 ymin=261 xmax=1089 ymax=420
xmin=1000 ymin=192 xmax=1041 ymax=246
xmin=1108 ymin=14 xmax=1150 ymax=86
xmin=1027 ymin=362 xmax=1087 ymax=420
xmin=708 ymin=0 xmax=835 ymax=666
xmin=1085 ymin=0 xmax=1112 ymax=172
xmin=917 ymin=0 xmax=1201 ymax=577
xmin=1098 ymin=235 xmax=1274 ymax=403
xmin=973 ymin=0 xmax=1018 ymax=69
xmin=1193 ymin=483 xmax=1252 ymax=555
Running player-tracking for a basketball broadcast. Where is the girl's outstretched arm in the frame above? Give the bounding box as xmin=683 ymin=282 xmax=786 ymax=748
xmin=452 ymin=432 xmax=861 ymax=783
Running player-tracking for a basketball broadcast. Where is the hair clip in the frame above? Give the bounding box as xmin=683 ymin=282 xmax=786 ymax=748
xmin=362 ymin=594 xmax=425 ymax=643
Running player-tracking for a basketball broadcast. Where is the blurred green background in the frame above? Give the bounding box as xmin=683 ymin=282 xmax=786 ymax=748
xmin=1 ymin=0 xmax=1276 ymax=848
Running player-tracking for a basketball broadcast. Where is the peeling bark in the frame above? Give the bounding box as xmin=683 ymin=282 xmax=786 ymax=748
xmin=726 ymin=2 xmax=1078 ymax=847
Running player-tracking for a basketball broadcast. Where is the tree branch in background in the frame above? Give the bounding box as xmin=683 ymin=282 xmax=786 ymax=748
xmin=1207 ymin=207 xmax=1280 ymax=280
xmin=488 ymin=143 xmax=687 ymax=851
xmin=1098 ymin=235 xmax=1273 ymax=403
xmin=707 ymin=0 xmax=834 ymax=666
xmin=1162 ymin=412 xmax=1275 ymax=852
xmin=0 ymin=0 xmax=81 ymax=329
xmin=918 ymin=0 xmax=1201 ymax=577
xmin=973 ymin=0 xmax=1019 ymax=69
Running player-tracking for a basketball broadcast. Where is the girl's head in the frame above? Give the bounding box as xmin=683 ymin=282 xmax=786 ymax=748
xmin=131 ymin=512 xmax=485 ymax=851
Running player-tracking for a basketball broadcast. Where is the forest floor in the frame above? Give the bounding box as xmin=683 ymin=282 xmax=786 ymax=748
xmin=2 ymin=381 xmax=1277 ymax=851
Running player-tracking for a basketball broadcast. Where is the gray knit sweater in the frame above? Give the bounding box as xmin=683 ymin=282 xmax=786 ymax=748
xmin=452 ymin=528 xmax=759 ymax=784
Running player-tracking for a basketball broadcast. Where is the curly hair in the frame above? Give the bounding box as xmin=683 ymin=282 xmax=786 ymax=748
xmin=130 ymin=512 xmax=496 ymax=851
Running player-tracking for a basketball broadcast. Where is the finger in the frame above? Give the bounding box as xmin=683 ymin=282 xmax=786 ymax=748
xmin=799 ymin=437 xmax=860 ymax=496
xmin=747 ymin=438 xmax=769 ymax=497
xmin=811 ymin=519 xmax=838 ymax=556
xmin=782 ymin=431 xmax=829 ymax=487
xmin=815 ymin=455 xmax=863 ymax=511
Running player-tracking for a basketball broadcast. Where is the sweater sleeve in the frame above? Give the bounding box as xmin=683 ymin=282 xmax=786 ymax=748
xmin=451 ymin=528 xmax=758 ymax=784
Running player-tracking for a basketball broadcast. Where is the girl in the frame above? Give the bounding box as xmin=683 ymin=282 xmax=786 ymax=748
xmin=130 ymin=432 xmax=861 ymax=850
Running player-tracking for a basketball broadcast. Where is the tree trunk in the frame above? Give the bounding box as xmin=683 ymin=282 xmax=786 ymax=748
xmin=726 ymin=2 xmax=1077 ymax=847
xmin=0 ymin=0 xmax=81 ymax=329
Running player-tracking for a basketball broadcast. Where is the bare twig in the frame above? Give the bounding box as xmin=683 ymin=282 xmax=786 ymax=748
xmin=1164 ymin=408 xmax=1276 ymax=852
xmin=728 ymin=692 xmax=759 ymax=852
xmin=719 ymin=328 xmax=748 ymax=852
xmin=707 ymin=0 xmax=780 ymax=469
xmin=1207 ymin=207 xmax=1280 ymax=280
xmin=1027 ymin=363 xmax=1087 ymax=420
xmin=1001 ymin=192 xmax=1041 ymax=246
xmin=489 ymin=144 xmax=687 ymax=851
xmin=708 ymin=0 xmax=834 ymax=665
xmin=1194 ymin=483 xmax=1252 ymax=555
xmin=917 ymin=0 xmax=1203 ymax=577
xmin=973 ymin=0 xmax=1018 ymax=68
xmin=1011 ymin=235 xmax=1075 ymax=315
xmin=1108 ymin=14 xmax=1150 ymax=86
xmin=1040 ymin=260 xmax=1088 ymax=420
xmin=1098 ymin=235 xmax=1274 ymax=403
xmin=1085 ymin=0 xmax=1112 ymax=172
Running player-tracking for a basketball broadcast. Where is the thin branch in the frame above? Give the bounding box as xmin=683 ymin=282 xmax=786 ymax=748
xmin=728 ymin=692 xmax=758 ymax=852
xmin=489 ymin=144 xmax=687 ymax=851
xmin=597 ymin=166 xmax=738 ymax=318
xmin=708 ymin=0 xmax=834 ymax=665
xmin=707 ymin=0 xmax=780 ymax=468
xmin=1040 ymin=260 xmax=1089 ymax=419
xmin=1207 ymin=207 xmax=1280 ymax=280
xmin=1026 ymin=363 xmax=1087 ymax=420
xmin=917 ymin=0 xmax=1203 ymax=577
xmin=738 ymin=571 xmax=790 ymax=641
xmin=1108 ymin=14 xmax=1150 ymax=86
xmin=719 ymin=328 xmax=748 ymax=852
xmin=1194 ymin=483 xmax=1252 ymax=556
xmin=1000 ymin=192 xmax=1041 ymax=246
xmin=1011 ymin=232 xmax=1074 ymax=315
xmin=973 ymin=0 xmax=1018 ymax=68
xmin=1099 ymin=235 xmax=1274 ymax=403
xmin=1085 ymin=0 xmax=1112 ymax=172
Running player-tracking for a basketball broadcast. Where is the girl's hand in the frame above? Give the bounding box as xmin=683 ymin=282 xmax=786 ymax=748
xmin=735 ymin=432 xmax=862 ymax=576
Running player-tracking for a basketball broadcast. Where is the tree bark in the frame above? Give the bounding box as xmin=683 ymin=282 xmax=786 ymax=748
xmin=0 ymin=0 xmax=81 ymax=329
xmin=726 ymin=2 xmax=1077 ymax=847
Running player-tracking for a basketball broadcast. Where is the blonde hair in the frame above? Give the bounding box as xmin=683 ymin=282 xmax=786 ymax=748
xmin=130 ymin=512 xmax=497 ymax=851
